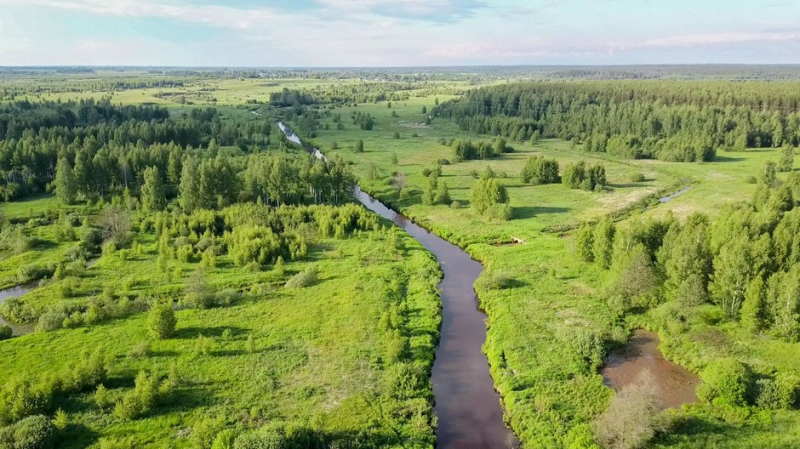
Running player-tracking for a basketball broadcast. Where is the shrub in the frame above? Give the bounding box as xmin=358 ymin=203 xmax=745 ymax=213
xmin=233 ymin=426 xmax=287 ymax=449
xmin=755 ymin=373 xmax=800 ymax=410
xmin=52 ymin=409 xmax=68 ymax=431
xmin=285 ymin=267 xmax=319 ymax=289
xmin=745 ymin=175 xmax=758 ymax=184
xmin=95 ymin=384 xmax=111 ymax=410
xmin=58 ymin=277 xmax=80 ymax=299
xmin=0 ymin=415 xmax=56 ymax=449
xmin=486 ymin=203 xmax=514 ymax=221
xmin=479 ymin=271 xmax=513 ymax=290
xmin=17 ymin=264 xmax=54 ymax=284
xmin=629 ymin=173 xmax=646 ymax=183
xmin=212 ymin=430 xmax=236 ymax=449
xmin=697 ymin=358 xmax=752 ymax=407
xmin=147 ymin=301 xmax=176 ymax=340
xmin=114 ymin=371 xmax=162 ymax=420
xmin=0 ymin=325 xmax=12 ymax=341
xmin=36 ymin=312 xmax=67 ymax=333
xmin=182 ymin=270 xmax=213 ymax=309
xmin=450 ymin=200 xmax=461 ymax=210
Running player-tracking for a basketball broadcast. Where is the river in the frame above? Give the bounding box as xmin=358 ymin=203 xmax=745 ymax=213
xmin=279 ymin=123 xmax=516 ymax=448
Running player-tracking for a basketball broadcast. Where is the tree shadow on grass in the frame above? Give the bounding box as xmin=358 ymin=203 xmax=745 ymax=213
xmin=173 ymin=325 xmax=247 ymax=340
xmin=713 ymin=155 xmax=746 ymax=163
xmin=514 ymin=206 xmax=570 ymax=220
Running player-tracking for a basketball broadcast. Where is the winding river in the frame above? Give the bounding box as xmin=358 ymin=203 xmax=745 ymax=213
xmin=279 ymin=123 xmax=516 ymax=448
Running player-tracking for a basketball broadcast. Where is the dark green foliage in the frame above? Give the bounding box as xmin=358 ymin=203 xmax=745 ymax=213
xmin=435 ymin=81 xmax=800 ymax=161
xmin=755 ymin=373 xmax=800 ymax=410
xmin=355 ymin=139 xmax=364 ymax=153
xmin=562 ymin=161 xmax=606 ymax=191
xmin=697 ymin=358 xmax=752 ymax=407
xmin=451 ymin=139 xmax=499 ymax=161
xmin=434 ymin=182 xmax=451 ymax=205
xmin=0 ymin=325 xmax=11 ymax=341
xmin=763 ymin=161 xmax=778 ymax=187
xmin=0 ymin=415 xmax=56 ymax=449
xmin=140 ymin=166 xmax=166 ymax=213
xmin=520 ymin=156 xmax=559 ymax=185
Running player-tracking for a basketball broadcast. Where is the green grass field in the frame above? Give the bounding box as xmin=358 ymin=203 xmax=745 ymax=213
xmin=0 ymin=197 xmax=441 ymax=448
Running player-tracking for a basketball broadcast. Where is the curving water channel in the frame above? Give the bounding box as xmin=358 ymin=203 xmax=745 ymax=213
xmin=0 ymin=285 xmax=36 ymax=336
xmin=279 ymin=123 xmax=516 ymax=448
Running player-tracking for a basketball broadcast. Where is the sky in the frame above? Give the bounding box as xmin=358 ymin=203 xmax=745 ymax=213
xmin=0 ymin=0 xmax=798 ymax=67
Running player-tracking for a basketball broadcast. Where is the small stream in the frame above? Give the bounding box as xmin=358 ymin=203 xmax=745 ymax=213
xmin=0 ymin=285 xmax=35 ymax=336
xmin=601 ymin=330 xmax=699 ymax=409
xmin=280 ymin=123 xmax=517 ymax=448
xmin=0 ymin=258 xmax=99 ymax=337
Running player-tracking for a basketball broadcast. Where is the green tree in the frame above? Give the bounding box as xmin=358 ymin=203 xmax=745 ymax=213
xmin=593 ymin=218 xmax=616 ymax=269
xmin=710 ymin=232 xmax=762 ymax=318
xmin=355 ymin=139 xmax=364 ymax=153
xmin=576 ymin=223 xmax=595 ymax=262
xmin=55 ymin=157 xmax=78 ymax=205
xmin=763 ymin=160 xmax=778 ymax=187
xmin=434 ymin=182 xmax=451 ymax=205
xmin=179 ymin=157 xmax=201 ymax=212
xmin=471 ymin=178 xmax=508 ymax=214
xmin=140 ymin=166 xmax=166 ymax=213
xmin=661 ymin=214 xmax=712 ymax=303
xmin=779 ymin=145 xmax=795 ymax=172
xmin=147 ymin=301 xmax=176 ymax=340
xmin=741 ymin=275 xmax=767 ymax=332
xmin=697 ymin=358 xmax=752 ymax=407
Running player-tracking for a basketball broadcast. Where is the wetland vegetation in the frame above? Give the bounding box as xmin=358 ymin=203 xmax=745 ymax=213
xmin=3 ymin=66 xmax=800 ymax=448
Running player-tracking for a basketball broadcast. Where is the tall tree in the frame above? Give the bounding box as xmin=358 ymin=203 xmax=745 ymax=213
xmin=55 ymin=157 xmax=78 ymax=205
xmin=179 ymin=157 xmax=201 ymax=212
xmin=141 ymin=166 xmax=166 ymax=213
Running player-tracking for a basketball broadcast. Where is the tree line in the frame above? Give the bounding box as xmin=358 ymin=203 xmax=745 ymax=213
xmin=434 ymin=81 xmax=800 ymax=162
xmin=0 ymin=99 xmax=272 ymax=201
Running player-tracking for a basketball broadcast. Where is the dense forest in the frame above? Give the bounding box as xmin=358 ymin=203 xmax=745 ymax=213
xmin=435 ymin=81 xmax=800 ymax=162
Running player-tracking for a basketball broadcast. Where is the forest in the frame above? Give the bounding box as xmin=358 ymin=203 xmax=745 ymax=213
xmin=434 ymin=81 xmax=800 ymax=162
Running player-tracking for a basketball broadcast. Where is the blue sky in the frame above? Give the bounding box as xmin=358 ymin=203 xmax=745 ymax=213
xmin=0 ymin=0 xmax=798 ymax=66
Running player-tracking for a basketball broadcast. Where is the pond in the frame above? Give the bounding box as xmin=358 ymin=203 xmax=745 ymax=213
xmin=601 ymin=330 xmax=700 ymax=409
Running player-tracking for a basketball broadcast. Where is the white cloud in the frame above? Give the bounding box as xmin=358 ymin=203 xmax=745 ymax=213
xmin=640 ymin=32 xmax=800 ymax=48
xmin=0 ymin=0 xmax=283 ymax=29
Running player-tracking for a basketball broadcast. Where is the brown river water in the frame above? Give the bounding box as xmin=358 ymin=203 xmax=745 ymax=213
xmin=601 ymin=330 xmax=700 ymax=409
xmin=280 ymin=123 xmax=517 ymax=448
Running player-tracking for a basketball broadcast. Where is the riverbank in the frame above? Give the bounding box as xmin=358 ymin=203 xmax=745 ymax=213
xmin=280 ymin=123 xmax=517 ymax=448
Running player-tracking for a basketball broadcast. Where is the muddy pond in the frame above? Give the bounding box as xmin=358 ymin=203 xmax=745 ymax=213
xmin=601 ymin=330 xmax=700 ymax=409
